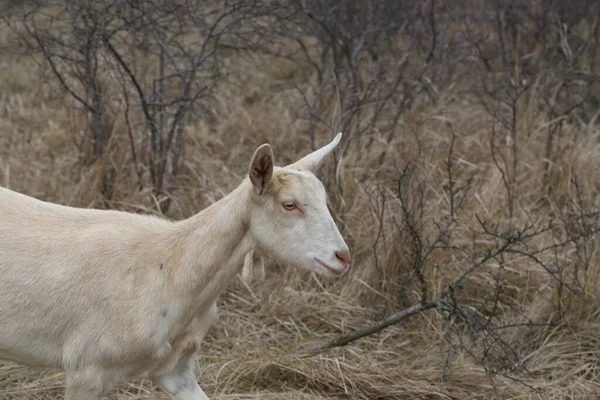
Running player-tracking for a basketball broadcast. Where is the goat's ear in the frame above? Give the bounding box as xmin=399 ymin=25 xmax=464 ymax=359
xmin=249 ymin=144 xmax=274 ymax=194
xmin=286 ymin=132 xmax=342 ymax=172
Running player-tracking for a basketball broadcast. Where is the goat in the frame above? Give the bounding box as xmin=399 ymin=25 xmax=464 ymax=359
xmin=0 ymin=133 xmax=350 ymax=400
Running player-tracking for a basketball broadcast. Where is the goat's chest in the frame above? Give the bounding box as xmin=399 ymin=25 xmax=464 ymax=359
xmin=162 ymin=299 xmax=218 ymax=343
xmin=135 ymin=301 xmax=218 ymax=378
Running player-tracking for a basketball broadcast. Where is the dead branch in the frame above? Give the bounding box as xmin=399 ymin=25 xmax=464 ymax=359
xmin=296 ymin=301 xmax=438 ymax=355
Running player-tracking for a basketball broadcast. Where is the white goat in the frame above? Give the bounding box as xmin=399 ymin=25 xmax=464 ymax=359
xmin=0 ymin=133 xmax=350 ymax=400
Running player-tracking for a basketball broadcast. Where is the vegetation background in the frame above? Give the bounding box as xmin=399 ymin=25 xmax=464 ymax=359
xmin=1 ymin=0 xmax=600 ymax=398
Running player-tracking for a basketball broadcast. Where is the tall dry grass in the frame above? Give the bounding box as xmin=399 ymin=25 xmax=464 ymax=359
xmin=2 ymin=9 xmax=600 ymax=400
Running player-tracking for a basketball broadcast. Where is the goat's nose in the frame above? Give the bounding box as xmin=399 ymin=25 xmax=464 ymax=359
xmin=335 ymin=249 xmax=351 ymax=269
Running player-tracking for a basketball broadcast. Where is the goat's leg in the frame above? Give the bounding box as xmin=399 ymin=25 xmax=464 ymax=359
xmin=65 ymin=366 xmax=116 ymax=400
xmin=153 ymin=302 xmax=217 ymax=400
xmin=153 ymin=352 xmax=208 ymax=400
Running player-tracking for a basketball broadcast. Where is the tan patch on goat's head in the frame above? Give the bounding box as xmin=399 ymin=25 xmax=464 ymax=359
xmin=268 ymin=168 xmax=327 ymax=205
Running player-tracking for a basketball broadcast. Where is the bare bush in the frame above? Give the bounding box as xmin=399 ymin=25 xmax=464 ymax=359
xmin=4 ymin=0 xmax=278 ymax=210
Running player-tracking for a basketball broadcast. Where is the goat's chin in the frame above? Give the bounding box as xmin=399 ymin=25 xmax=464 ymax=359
xmin=312 ymin=258 xmax=347 ymax=277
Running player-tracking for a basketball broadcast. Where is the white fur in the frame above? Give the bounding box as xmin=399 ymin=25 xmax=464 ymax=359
xmin=241 ymin=250 xmax=265 ymax=284
xmin=0 ymin=134 xmax=349 ymax=400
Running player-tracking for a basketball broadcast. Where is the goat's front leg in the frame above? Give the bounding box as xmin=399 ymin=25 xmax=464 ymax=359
xmin=152 ymin=302 xmax=217 ymax=400
xmin=153 ymin=350 xmax=208 ymax=400
xmin=65 ymin=366 xmax=116 ymax=400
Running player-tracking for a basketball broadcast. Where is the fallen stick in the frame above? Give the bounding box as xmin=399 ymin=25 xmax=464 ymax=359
xmin=296 ymin=301 xmax=438 ymax=355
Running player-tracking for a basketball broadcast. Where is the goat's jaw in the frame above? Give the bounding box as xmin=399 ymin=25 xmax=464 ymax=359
xmin=313 ymin=258 xmax=348 ymax=277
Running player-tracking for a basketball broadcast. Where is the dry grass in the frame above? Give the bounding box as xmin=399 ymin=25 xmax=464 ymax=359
xmin=2 ymin=18 xmax=600 ymax=400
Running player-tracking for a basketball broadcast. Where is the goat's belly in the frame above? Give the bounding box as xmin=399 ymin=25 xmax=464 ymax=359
xmin=0 ymin=334 xmax=63 ymax=368
xmin=0 ymin=290 xmax=74 ymax=368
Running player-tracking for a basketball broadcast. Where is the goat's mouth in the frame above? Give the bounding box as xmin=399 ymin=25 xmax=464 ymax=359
xmin=315 ymin=258 xmax=345 ymax=276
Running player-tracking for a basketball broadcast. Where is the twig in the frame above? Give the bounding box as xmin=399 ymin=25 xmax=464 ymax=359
xmin=296 ymin=301 xmax=437 ymax=355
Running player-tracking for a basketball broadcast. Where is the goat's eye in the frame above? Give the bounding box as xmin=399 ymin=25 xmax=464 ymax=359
xmin=283 ymin=202 xmax=296 ymax=211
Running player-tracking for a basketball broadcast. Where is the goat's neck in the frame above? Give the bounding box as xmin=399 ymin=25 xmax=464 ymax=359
xmin=171 ymin=181 xmax=254 ymax=310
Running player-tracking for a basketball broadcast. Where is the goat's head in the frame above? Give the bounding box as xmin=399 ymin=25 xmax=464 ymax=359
xmin=247 ymin=133 xmax=350 ymax=277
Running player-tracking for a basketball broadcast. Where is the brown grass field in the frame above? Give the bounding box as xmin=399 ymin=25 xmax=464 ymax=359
xmin=1 ymin=4 xmax=600 ymax=399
